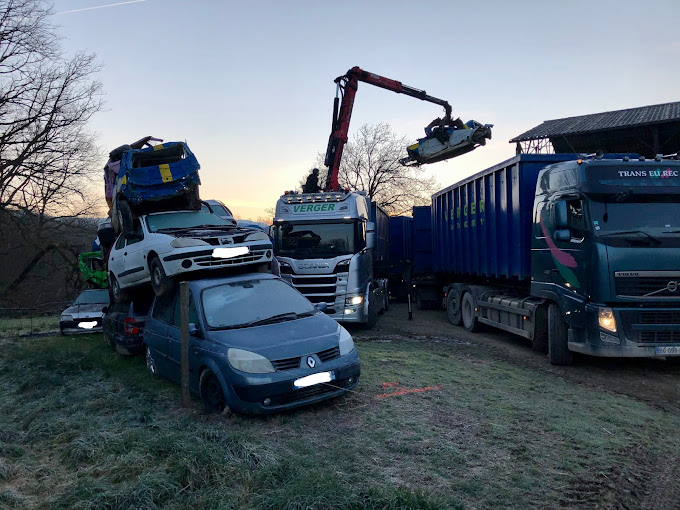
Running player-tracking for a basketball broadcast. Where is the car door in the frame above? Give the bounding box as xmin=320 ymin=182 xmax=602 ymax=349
xmin=123 ymin=219 xmax=148 ymax=283
xmin=108 ymin=234 xmax=128 ymax=283
xmin=166 ymin=293 xmax=203 ymax=385
xmin=146 ymin=290 xmax=177 ymax=377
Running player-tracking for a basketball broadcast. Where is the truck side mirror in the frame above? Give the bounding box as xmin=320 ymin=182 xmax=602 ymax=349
xmin=366 ymin=221 xmax=376 ymax=250
xmin=554 ymin=201 xmax=569 ymax=229
xmin=554 ymin=229 xmax=571 ymax=242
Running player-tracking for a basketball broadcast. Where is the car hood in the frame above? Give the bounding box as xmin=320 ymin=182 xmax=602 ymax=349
xmin=62 ymin=303 xmax=107 ymax=318
xmin=205 ymin=313 xmax=341 ymax=358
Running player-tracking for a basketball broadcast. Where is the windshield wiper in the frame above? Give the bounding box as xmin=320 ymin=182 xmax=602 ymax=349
xmin=246 ymin=312 xmax=299 ymax=327
xmin=600 ymin=230 xmax=661 ymax=244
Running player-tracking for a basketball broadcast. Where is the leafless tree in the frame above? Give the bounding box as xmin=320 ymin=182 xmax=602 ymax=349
xmin=304 ymin=123 xmax=438 ymax=215
xmin=0 ymin=0 xmax=104 ymax=307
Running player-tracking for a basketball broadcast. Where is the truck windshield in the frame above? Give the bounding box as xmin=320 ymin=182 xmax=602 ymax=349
xmin=589 ymin=201 xmax=680 ymax=234
xmin=273 ymin=221 xmax=360 ymax=258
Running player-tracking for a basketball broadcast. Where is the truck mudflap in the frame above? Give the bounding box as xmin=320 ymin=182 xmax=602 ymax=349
xmin=568 ymin=305 xmax=680 ymax=358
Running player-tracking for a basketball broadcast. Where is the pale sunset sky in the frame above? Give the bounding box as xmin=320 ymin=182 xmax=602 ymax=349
xmin=53 ymin=0 xmax=680 ymax=220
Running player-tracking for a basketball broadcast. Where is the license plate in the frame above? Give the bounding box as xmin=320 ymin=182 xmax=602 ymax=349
xmin=655 ymin=346 xmax=680 ymax=356
xmin=294 ymin=371 xmax=334 ymax=389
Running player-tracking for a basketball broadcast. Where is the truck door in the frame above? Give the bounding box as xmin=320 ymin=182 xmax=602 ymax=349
xmin=547 ymin=197 xmax=588 ymax=297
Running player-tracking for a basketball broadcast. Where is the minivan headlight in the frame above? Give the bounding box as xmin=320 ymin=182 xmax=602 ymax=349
xmin=338 ymin=326 xmax=355 ymax=356
xmin=227 ymin=348 xmax=275 ymax=373
xmin=598 ymin=307 xmax=617 ymax=333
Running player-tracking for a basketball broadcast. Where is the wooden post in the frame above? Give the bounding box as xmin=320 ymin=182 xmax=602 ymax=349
xmin=179 ymin=281 xmax=190 ymax=407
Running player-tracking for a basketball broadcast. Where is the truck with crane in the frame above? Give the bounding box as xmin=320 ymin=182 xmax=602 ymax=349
xmin=412 ymin=152 xmax=680 ymax=365
xmin=273 ymin=66 xmax=492 ymax=327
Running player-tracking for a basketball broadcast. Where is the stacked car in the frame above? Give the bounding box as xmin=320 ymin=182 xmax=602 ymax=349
xmin=98 ymin=137 xmax=360 ymax=414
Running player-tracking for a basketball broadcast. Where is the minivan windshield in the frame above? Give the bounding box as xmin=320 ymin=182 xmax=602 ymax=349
xmin=202 ymin=278 xmax=316 ymax=329
xmin=146 ymin=211 xmax=230 ymax=232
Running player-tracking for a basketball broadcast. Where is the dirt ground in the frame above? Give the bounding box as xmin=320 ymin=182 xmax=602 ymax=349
xmin=350 ymin=303 xmax=680 ymax=510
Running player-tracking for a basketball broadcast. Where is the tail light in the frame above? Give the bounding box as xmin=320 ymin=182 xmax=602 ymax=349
xmin=123 ymin=317 xmax=139 ymax=335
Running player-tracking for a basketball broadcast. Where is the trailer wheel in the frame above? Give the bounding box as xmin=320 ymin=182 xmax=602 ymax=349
xmin=548 ymin=303 xmax=573 ymax=366
xmin=461 ymin=291 xmax=479 ymax=332
xmin=446 ymin=289 xmax=462 ymax=326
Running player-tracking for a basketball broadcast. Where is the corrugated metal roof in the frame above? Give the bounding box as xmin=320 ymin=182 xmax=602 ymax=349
xmin=510 ymin=101 xmax=680 ymax=142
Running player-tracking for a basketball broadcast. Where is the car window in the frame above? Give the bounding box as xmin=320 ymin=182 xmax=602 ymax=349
xmin=126 ymin=219 xmax=144 ymax=245
xmin=202 ymin=278 xmax=315 ymax=328
xmin=114 ymin=234 xmax=125 ymax=250
xmin=152 ymin=291 xmax=177 ymax=325
xmin=172 ymin=294 xmax=199 ymax=327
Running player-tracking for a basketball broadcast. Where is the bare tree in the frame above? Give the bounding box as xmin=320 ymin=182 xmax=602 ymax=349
xmin=0 ymin=0 xmax=103 ymax=217
xmin=305 ymin=123 xmax=438 ymax=215
xmin=0 ymin=0 xmax=104 ymax=307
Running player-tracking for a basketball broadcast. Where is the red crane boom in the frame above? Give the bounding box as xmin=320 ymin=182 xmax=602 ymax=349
xmin=323 ymin=66 xmax=454 ymax=191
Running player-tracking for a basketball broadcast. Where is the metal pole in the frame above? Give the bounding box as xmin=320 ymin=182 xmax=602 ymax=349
xmin=179 ymin=281 xmax=190 ymax=407
xmin=407 ymin=292 xmax=413 ymax=321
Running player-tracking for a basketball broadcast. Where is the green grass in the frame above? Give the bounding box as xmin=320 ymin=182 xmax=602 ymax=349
xmin=0 ymin=334 xmax=678 ymax=509
xmin=0 ymin=315 xmax=60 ymax=337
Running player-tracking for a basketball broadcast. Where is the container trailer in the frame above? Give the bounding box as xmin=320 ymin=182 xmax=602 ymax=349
xmin=416 ymin=153 xmax=680 ymax=365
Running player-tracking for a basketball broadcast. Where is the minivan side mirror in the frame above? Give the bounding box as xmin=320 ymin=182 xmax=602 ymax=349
xmin=315 ymin=302 xmax=328 ymax=312
xmin=554 ymin=201 xmax=569 ymax=229
xmin=101 ymin=306 xmax=108 ymax=314
xmin=189 ymin=323 xmax=201 ymax=337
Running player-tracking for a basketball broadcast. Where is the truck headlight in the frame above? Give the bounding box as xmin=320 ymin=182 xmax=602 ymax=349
xmin=598 ymin=307 xmax=617 ymax=333
xmin=227 ymin=348 xmax=275 ymax=373
xmin=345 ymin=295 xmax=363 ymax=306
xmin=338 ymin=326 xmax=355 ymax=355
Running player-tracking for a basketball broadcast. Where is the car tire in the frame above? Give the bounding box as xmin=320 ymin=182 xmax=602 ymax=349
xmin=150 ymin=257 xmax=174 ymax=297
xmin=200 ymin=369 xmax=226 ymax=413
xmin=117 ymin=199 xmax=134 ymax=238
xmin=446 ymin=288 xmax=462 ymax=326
xmin=461 ymin=291 xmax=479 ymax=332
xmin=548 ymin=303 xmax=573 ymax=366
xmin=109 ymin=273 xmax=127 ymax=303
xmin=146 ymin=346 xmax=158 ymax=376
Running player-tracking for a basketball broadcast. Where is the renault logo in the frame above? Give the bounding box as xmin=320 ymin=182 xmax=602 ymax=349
xmin=667 ymin=281 xmax=678 ymax=292
xmin=306 ymin=356 xmax=316 ymax=369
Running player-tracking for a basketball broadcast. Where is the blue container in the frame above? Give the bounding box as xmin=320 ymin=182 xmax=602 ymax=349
xmin=370 ymin=201 xmax=390 ymax=264
xmin=412 ymin=205 xmax=433 ymax=275
xmin=432 ymin=154 xmax=582 ymax=281
xmin=389 ymin=216 xmax=413 ymax=263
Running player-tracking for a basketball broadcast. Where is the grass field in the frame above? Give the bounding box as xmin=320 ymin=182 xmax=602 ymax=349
xmin=0 ymin=315 xmax=60 ymax=338
xmin=0 ymin=332 xmax=678 ymax=509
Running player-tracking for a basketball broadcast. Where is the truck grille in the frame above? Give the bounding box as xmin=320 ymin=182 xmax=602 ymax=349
xmin=616 ymin=277 xmax=680 ymax=298
xmin=289 ymin=274 xmax=339 ymax=307
xmin=620 ymin=309 xmax=680 ymax=344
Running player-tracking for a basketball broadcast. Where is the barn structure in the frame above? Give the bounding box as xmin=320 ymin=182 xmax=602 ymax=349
xmin=511 ymin=101 xmax=680 ymax=157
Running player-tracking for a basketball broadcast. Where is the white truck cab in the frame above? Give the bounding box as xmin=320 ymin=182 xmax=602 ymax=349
xmin=273 ymin=190 xmax=388 ymax=327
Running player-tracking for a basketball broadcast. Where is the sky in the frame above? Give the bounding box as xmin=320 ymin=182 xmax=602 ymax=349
xmin=52 ymin=0 xmax=680 ymax=220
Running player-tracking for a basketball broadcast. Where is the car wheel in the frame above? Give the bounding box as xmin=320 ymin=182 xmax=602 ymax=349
xmin=200 ymin=369 xmax=226 ymax=413
xmin=461 ymin=291 xmax=479 ymax=332
xmin=146 ymin=346 xmax=158 ymax=376
xmin=150 ymin=257 xmax=174 ymax=297
xmin=109 ymin=273 xmax=127 ymax=303
xmin=446 ymin=288 xmax=462 ymax=326
xmin=548 ymin=303 xmax=573 ymax=366
xmin=117 ymin=199 xmax=134 ymax=238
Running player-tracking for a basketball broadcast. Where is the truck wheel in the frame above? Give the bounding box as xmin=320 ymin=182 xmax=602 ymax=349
xmin=446 ymin=289 xmax=462 ymax=326
xmin=150 ymin=256 xmax=175 ymax=297
xmin=548 ymin=303 xmax=573 ymax=366
xmin=461 ymin=291 xmax=479 ymax=332
xmin=117 ymin=200 xmax=134 ymax=238
xmin=531 ymin=305 xmax=549 ymax=353
xmin=362 ymin=295 xmax=378 ymax=329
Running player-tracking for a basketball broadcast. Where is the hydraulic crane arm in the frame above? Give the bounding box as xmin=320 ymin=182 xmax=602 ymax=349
xmin=324 ymin=66 xmax=454 ymax=191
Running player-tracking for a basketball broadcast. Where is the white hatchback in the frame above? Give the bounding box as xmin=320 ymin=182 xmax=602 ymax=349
xmin=108 ymin=210 xmax=273 ymax=301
